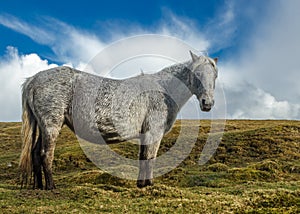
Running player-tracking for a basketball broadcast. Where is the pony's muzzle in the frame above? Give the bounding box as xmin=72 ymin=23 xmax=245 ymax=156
xmin=200 ymin=98 xmax=214 ymax=112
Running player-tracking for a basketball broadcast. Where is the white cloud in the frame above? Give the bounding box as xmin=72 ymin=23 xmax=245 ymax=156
xmin=203 ymin=0 xmax=237 ymax=52
xmin=0 ymin=15 xmax=105 ymax=65
xmin=157 ymin=11 xmax=210 ymax=52
xmin=223 ymin=80 xmax=300 ymax=119
xmin=49 ymin=19 xmax=105 ymax=63
xmin=0 ymin=14 xmax=55 ymax=44
xmin=0 ymin=47 xmax=57 ymax=121
xmin=239 ymin=0 xmax=300 ymax=101
xmin=218 ymin=0 xmax=300 ymax=119
xmin=0 ymin=13 xmax=210 ymax=66
xmin=220 ymin=60 xmax=300 ymax=120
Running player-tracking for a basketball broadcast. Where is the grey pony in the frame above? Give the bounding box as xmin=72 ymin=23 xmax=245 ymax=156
xmin=19 ymin=51 xmax=218 ymax=190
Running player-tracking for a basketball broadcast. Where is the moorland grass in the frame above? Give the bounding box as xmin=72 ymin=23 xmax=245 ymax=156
xmin=0 ymin=120 xmax=299 ymax=213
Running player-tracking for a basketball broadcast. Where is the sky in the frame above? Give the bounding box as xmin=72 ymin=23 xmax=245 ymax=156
xmin=0 ymin=0 xmax=299 ymax=121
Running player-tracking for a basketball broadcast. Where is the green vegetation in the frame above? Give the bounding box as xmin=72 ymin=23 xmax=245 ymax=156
xmin=0 ymin=120 xmax=299 ymax=213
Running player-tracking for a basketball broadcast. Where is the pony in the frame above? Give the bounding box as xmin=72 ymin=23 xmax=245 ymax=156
xmin=19 ymin=51 xmax=218 ymax=189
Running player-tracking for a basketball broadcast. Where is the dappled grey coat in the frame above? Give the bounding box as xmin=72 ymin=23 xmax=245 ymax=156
xmin=19 ymin=52 xmax=218 ymax=189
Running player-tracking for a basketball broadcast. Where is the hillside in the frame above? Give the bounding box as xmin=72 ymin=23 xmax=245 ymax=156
xmin=0 ymin=120 xmax=299 ymax=213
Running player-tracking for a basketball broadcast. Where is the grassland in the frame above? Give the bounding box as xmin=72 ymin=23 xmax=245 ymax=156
xmin=0 ymin=120 xmax=299 ymax=213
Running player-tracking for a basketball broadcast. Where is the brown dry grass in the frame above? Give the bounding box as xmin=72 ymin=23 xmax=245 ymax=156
xmin=0 ymin=120 xmax=299 ymax=213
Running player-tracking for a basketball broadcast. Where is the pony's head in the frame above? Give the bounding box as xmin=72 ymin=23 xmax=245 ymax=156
xmin=189 ymin=51 xmax=218 ymax=112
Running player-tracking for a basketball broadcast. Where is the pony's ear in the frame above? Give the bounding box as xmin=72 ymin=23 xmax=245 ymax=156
xmin=213 ymin=57 xmax=218 ymax=64
xmin=189 ymin=50 xmax=199 ymax=62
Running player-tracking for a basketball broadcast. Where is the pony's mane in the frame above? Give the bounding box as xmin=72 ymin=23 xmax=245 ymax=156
xmin=161 ymin=53 xmax=216 ymax=69
xmin=158 ymin=61 xmax=191 ymax=76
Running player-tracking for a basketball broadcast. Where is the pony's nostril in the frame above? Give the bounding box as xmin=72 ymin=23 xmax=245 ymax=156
xmin=202 ymin=99 xmax=206 ymax=106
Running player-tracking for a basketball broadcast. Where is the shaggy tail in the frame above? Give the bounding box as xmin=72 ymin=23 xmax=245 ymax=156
xmin=19 ymin=80 xmax=37 ymax=187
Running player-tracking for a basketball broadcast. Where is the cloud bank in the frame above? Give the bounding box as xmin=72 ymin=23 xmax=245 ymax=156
xmin=219 ymin=0 xmax=300 ymax=119
xmin=0 ymin=47 xmax=57 ymax=121
xmin=0 ymin=0 xmax=299 ymax=121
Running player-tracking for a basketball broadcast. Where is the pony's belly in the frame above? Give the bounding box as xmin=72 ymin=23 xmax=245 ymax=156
xmin=96 ymin=121 xmax=140 ymax=144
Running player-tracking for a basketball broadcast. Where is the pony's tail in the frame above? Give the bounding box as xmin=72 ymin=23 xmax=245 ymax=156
xmin=19 ymin=83 xmax=37 ymax=188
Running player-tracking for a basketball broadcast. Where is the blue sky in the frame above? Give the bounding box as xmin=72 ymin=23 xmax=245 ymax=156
xmin=0 ymin=0 xmax=269 ymax=62
xmin=0 ymin=0 xmax=299 ymax=121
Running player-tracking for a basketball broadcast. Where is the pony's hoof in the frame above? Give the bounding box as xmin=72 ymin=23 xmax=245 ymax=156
xmin=137 ymin=179 xmax=153 ymax=188
xmin=45 ymin=184 xmax=56 ymax=190
xmin=137 ymin=180 xmax=146 ymax=188
xmin=33 ymin=185 xmax=43 ymax=190
xmin=145 ymin=179 xmax=153 ymax=186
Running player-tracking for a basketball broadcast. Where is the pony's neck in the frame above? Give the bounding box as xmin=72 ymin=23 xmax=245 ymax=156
xmin=156 ymin=60 xmax=195 ymax=109
xmin=159 ymin=60 xmax=193 ymax=86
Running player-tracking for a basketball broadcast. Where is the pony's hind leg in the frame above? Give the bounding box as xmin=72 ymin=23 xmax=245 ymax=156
xmin=137 ymin=131 xmax=163 ymax=188
xmin=41 ymin=125 xmax=61 ymax=190
xmin=32 ymin=133 xmax=43 ymax=189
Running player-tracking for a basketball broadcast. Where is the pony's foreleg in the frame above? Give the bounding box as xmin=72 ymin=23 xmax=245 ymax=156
xmin=137 ymin=132 xmax=163 ymax=188
xmin=41 ymin=127 xmax=60 ymax=190
xmin=32 ymin=134 xmax=43 ymax=189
